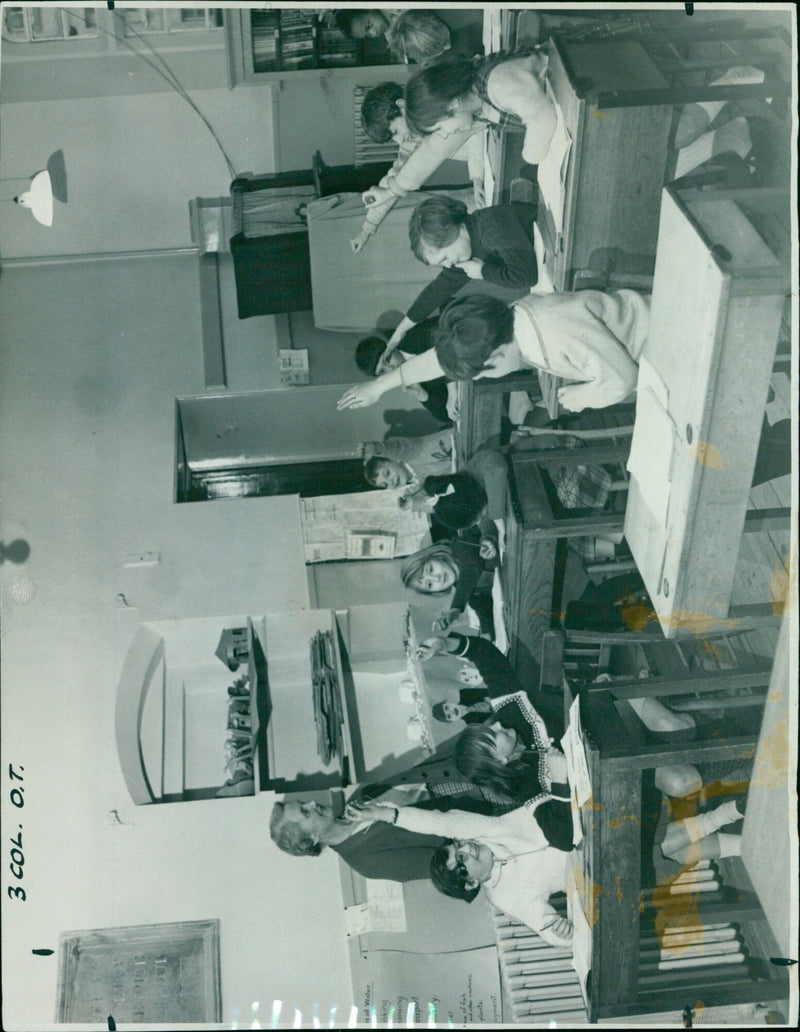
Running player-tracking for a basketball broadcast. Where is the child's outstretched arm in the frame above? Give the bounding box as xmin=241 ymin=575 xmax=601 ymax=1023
xmin=383 ymin=125 xmax=483 ymax=199
xmin=351 ymin=190 xmax=398 ymax=254
xmin=338 ymin=349 xmax=446 ymax=409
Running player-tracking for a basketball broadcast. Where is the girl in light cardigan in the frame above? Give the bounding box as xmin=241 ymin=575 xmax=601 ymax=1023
xmin=404 ymin=53 xmax=557 ymax=167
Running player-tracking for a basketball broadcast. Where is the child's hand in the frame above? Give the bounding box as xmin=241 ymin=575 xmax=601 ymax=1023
xmin=350 ymin=228 xmax=371 ymax=254
xmin=479 ymin=538 xmax=497 ymax=561
xmin=362 ymin=185 xmax=393 ymax=208
xmin=432 ymin=609 xmax=459 ymax=633
xmin=376 ymin=339 xmax=403 ymax=374
xmin=359 ymin=442 xmax=380 ymax=460
xmin=556 ymin=385 xmax=583 ymax=413
xmin=546 ymin=747 xmax=569 ymax=785
xmin=417 ymin=636 xmax=448 ymax=661
xmin=338 ymin=381 xmax=386 ymax=410
xmin=456 ymin=258 xmax=485 ymax=280
xmin=472 ymin=177 xmax=487 ymax=209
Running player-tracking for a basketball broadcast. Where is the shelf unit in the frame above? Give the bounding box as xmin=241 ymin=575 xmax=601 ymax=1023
xmin=224 ymin=8 xmax=399 ymax=85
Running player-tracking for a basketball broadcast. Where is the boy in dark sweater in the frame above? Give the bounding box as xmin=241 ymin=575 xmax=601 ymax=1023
xmin=378 ymin=196 xmax=539 ymax=369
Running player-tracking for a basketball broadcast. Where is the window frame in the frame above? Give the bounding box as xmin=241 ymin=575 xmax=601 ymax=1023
xmin=1 ymin=6 xmax=223 ymax=56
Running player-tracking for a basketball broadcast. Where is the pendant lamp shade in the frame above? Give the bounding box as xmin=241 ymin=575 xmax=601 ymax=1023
xmin=15 ymin=170 xmax=54 ymax=226
xmin=7 ymin=151 xmax=67 ymax=226
xmin=47 ymin=148 xmax=68 ymax=203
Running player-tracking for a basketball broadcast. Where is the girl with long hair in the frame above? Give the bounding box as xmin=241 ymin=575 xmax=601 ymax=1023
xmin=401 ymin=535 xmax=496 ymax=635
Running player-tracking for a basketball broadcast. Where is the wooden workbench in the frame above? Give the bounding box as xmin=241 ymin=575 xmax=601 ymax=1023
xmin=623 ymin=186 xmax=788 ymax=636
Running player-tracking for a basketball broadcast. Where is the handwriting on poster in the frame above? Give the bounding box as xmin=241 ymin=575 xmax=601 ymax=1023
xmin=8 ymin=763 xmax=26 ymax=901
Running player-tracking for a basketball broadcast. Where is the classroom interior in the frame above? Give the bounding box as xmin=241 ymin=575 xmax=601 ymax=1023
xmin=0 ymin=4 xmax=797 ymax=1028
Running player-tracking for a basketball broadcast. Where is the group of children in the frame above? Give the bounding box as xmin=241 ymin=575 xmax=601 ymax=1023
xmin=268 ymin=9 xmax=762 ymax=954
xmin=270 ymin=619 xmax=749 ymax=947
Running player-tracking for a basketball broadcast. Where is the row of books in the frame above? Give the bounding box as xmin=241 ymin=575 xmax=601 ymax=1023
xmin=250 ymin=12 xmax=358 ymax=72
xmin=310 ymin=630 xmax=344 ymax=767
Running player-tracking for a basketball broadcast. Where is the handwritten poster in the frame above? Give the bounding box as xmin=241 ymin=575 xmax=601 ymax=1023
xmin=352 ymin=947 xmax=502 ymax=1026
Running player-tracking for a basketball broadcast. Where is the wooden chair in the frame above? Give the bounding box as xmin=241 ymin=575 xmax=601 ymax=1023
xmin=541 ymin=627 xmax=776 ymax=739
xmin=503 ymin=414 xmax=636 ymax=677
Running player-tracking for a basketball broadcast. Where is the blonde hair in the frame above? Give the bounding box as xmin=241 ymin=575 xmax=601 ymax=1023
xmin=400 ymin=542 xmax=459 ymax=595
xmin=385 ymin=10 xmax=451 ymax=65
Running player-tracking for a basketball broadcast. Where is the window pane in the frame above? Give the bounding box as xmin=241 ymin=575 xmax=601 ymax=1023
xmin=123 ymin=8 xmax=166 ymax=35
xmin=63 ymin=8 xmax=98 ymax=38
xmin=178 ymin=9 xmax=208 ymax=28
xmin=164 ymin=8 xmax=222 ymax=32
xmin=1 ymin=8 xmax=28 ymax=42
xmin=30 ymin=7 xmax=66 ymax=40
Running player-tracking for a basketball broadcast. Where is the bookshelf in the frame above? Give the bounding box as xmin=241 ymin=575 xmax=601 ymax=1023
xmin=224 ymin=8 xmax=401 ymax=84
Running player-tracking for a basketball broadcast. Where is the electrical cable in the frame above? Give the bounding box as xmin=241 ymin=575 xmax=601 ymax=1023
xmin=55 ymin=6 xmax=238 ymax=179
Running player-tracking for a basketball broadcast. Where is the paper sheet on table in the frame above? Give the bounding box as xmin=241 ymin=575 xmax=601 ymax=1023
xmin=531 ymin=221 xmax=556 ymax=295
xmin=535 ymin=83 xmax=571 ymax=236
xmin=567 ymin=858 xmax=593 ymax=1010
xmin=561 ymin=693 xmax=592 ymax=809
xmin=637 ymin=354 xmax=670 ymax=409
xmin=482 ymin=131 xmax=496 ymax=206
xmin=627 ymin=375 xmax=677 ymax=529
xmin=491 ymin=568 xmax=508 ymax=655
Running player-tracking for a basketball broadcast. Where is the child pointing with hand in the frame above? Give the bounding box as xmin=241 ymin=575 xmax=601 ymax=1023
xmin=379 ymin=195 xmax=540 ymax=367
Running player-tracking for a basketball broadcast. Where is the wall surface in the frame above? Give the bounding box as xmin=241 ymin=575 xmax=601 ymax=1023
xmin=0 ymin=20 xmax=460 ymax=1030
xmin=0 ymin=85 xmax=276 ymax=258
xmin=0 ymin=256 xmax=354 ymax=1028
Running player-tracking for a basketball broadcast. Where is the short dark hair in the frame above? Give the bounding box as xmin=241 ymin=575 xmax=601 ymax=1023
xmin=333 ymin=9 xmax=361 ymax=37
xmin=363 ymin=455 xmax=394 ymax=487
xmin=424 ymin=472 xmax=488 ymax=531
xmin=356 ymin=336 xmax=388 ymax=377
xmin=431 ymin=701 xmax=451 ymax=723
xmin=409 ymin=196 xmax=468 ymax=261
xmin=361 ymin=81 xmax=404 ymax=143
xmin=434 ymin=295 xmax=515 ymax=379
xmin=405 ymin=59 xmax=478 ymax=135
xmin=430 ymin=844 xmax=480 ymax=902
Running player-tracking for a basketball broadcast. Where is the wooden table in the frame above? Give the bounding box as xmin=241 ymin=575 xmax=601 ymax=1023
xmin=566 ymin=678 xmax=790 ymax=1021
xmin=454 ymin=371 xmax=540 ymax=465
xmin=623 ymin=186 xmax=789 ymax=636
xmin=537 ymin=36 xmax=673 ymax=292
xmin=503 ymin=445 xmax=629 ymax=676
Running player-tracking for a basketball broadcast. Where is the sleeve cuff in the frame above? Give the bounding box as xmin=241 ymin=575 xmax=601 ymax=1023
xmin=447 ymin=633 xmax=470 ymax=657
xmin=387 ymin=177 xmax=408 ymax=198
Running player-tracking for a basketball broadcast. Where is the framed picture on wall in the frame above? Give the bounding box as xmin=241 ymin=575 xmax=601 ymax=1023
xmin=55 ymin=920 xmax=221 ymax=1024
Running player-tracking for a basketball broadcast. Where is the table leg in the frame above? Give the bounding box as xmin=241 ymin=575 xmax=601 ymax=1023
xmin=592 ymin=769 xmax=642 ymax=1017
